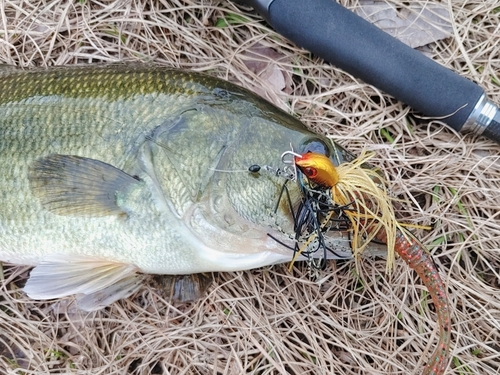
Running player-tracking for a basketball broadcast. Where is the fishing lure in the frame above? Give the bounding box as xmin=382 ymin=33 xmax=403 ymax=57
xmin=293 ymin=151 xmax=451 ymax=375
xmin=267 ymin=154 xmax=352 ymax=270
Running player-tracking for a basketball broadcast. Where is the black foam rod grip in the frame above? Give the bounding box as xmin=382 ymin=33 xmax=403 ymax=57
xmin=268 ymin=0 xmax=484 ymax=131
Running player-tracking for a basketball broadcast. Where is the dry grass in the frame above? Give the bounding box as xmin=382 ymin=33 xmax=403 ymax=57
xmin=1 ymin=0 xmax=500 ymax=374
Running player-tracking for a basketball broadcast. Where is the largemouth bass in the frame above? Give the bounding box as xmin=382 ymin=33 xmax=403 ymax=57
xmin=0 ymin=64 xmax=380 ymax=310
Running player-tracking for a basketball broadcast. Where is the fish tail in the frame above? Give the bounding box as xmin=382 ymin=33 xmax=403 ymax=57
xmin=375 ymin=228 xmax=451 ymax=375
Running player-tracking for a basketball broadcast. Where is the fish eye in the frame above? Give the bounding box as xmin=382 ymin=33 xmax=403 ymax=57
xmin=300 ymin=138 xmax=331 ymax=157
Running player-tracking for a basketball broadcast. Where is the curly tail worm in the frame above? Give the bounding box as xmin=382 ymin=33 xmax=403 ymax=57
xmin=375 ymin=228 xmax=451 ymax=375
xmin=293 ymin=151 xmax=451 ymax=374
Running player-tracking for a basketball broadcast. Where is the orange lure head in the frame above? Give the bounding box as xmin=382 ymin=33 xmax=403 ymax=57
xmin=294 ymin=152 xmax=339 ymax=188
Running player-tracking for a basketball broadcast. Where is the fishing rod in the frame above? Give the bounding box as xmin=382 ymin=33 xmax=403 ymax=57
xmin=233 ymin=0 xmax=500 ymax=144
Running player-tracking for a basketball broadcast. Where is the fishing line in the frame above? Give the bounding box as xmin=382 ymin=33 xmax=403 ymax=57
xmin=209 ymin=164 xmax=279 ymax=174
xmin=209 ymin=168 xmax=250 ymax=173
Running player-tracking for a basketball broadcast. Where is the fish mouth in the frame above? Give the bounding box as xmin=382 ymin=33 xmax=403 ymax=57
xmin=266 ymin=227 xmax=354 ymax=266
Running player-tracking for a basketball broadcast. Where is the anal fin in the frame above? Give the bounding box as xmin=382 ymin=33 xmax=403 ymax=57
xmin=76 ymin=274 xmax=144 ymax=311
xmin=24 ymin=255 xmax=143 ymax=310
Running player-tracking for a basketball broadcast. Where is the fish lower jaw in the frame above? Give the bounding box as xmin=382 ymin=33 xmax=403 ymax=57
xmin=182 ymin=231 xmax=293 ymax=273
xmin=172 ymin=204 xmax=294 ymax=273
xmin=193 ymin=246 xmax=294 ymax=273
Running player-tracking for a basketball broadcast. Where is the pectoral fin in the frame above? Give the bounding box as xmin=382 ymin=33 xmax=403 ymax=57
xmin=28 ymin=154 xmax=141 ymax=217
xmin=23 ymin=255 xmax=144 ymax=310
xmin=150 ymin=273 xmax=213 ymax=303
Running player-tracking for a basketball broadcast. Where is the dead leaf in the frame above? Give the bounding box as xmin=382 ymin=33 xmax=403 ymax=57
xmin=242 ymin=43 xmax=293 ymax=96
xmin=355 ymin=1 xmax=453 ymax=48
